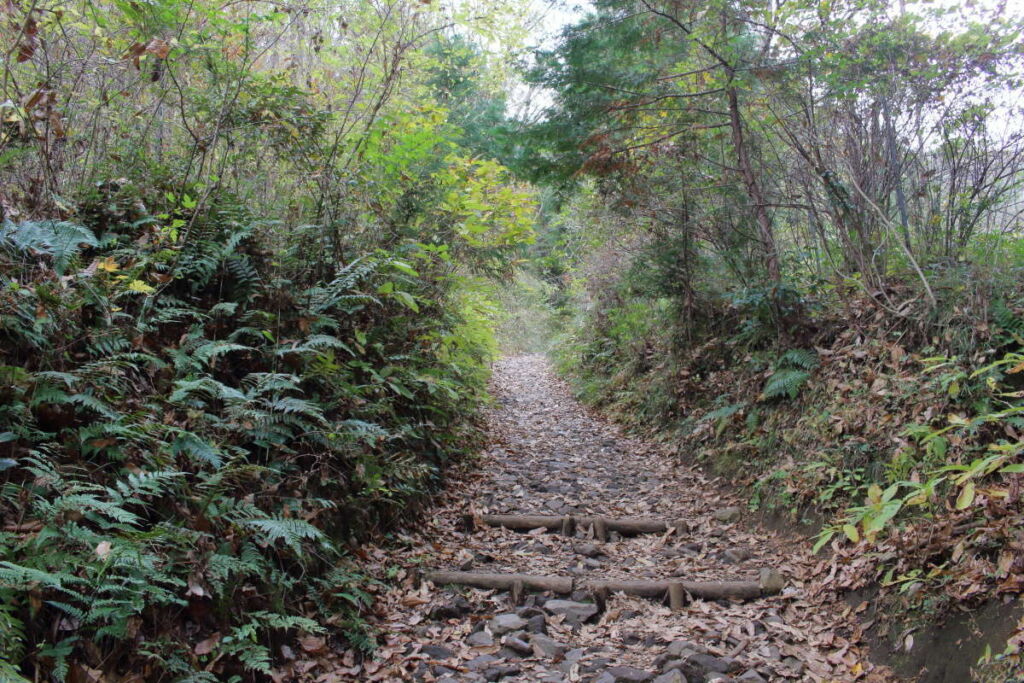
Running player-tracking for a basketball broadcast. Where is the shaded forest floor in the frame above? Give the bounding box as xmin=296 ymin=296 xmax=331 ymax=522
xmin=345 ymin=355 xmax=893 ymax=682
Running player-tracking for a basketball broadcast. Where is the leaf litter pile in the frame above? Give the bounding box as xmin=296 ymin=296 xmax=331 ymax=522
xmin=348 ymin=355 xmax=893 ymax=682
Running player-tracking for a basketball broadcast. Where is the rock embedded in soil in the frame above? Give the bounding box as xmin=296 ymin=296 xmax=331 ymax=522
xmin=530 ymin=633 xmax=567 ymax=659
xmin=596 ymin=666 xmax=655 ymax=682
xmin=736 ymin=671 xmax=767 ymax=682
xmin=713 ymin=507 xmax=741 ymax=523
xmin=484 ymin=664 xmax=522 ymax=681
xmin=428 ymin=596 xmax=471 ymax=620
xmin=525 ymin=613 xmax=548 ymax=634
xmin=503 ymin=633 xmax=532 ymax=655
xmin=652 ymin=672 xmax=687 ymax=683
xmin=467 ymin=631 xmax=494 ymax=647
xmin=420 ymin=644 xmax=455 ymax=660
xmin=544 ymin=598 xmax=599 ymax=624
xmin=467 ymin=654 xmax=500 ymax=671
xmin=721 ymin=547 xmax=751 ymax=564
xmin=663 ymin=653 xmax=735 ymax=680
xmin=489 ymin=613 xmax=527 ymax=635
xmin=667 ymin=640 xmax=708 ymax=657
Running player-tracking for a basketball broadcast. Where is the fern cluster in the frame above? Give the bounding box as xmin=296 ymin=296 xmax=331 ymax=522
xmin=0 ymin=205 xmax=496 ymax=678
xmin=761 ymin=349 xmax=820 ymax=400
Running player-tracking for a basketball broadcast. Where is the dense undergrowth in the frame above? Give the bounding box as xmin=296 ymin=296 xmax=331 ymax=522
xmin=551 ymin=234 xmax=1024 ymax=677
xmin=0 ymin=0 xmax=536 ymax=679
xmin=517 ymin=0 xmax=1024 ymax=678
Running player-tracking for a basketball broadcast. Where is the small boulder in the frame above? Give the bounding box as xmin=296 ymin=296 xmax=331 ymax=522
xmin=721 ymin=548 xmax=752 ymax=564
xmin=421 ymin=644 xmax=455 ymax=660
xmin=530 ymin=633 xmax=567 ymax=659
xmin=467 ymin=631 xmax=494 ymax=647
xmin=467 ymin=654 xmax=500 ymax=671
xmin=544 ymin=599 xmax=599 ymax=625
xmin=663 ymin=653 xmax=732 ymax=680
xmin=429 ymin=596 xmax=471 ymax=620
xmin=489 ymin=613 xmax=527 ymax=636
xmin=652 ymin=672 xmax=687 ymax=683
xmin=484 ymin=664 xmax=521 ymax=681
xmin=667 ymin=641 xmax=708 ymax=657
xmin=736 ymin=671 xmax=767 ymax=682
xmin=601 ymin=666 xmax=654 ymax=682
xmin=713 ymin=507 xmax=741 ymax=523
xmin=526 ymin=614 xmax=548 ymax=634
xmin=516 ymin=606 xmax=545 ymax=619
xmin=574 ymin=542 xmax=601 ymax=558
xmin=503 ymin=634 xmax=532 ymax=655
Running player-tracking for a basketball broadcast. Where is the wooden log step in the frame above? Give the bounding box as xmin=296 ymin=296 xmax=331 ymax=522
xmin=425 ymin=571 xmax=573 ymax=594
xmin=424 ymin=570 xmax=783 ymax=608
xmin=465 ymin=513 xmax=689 ymax=539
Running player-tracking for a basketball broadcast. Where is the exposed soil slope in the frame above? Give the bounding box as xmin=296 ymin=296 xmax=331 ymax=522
xmin=352 ymin=355 xmax=893 ymax=682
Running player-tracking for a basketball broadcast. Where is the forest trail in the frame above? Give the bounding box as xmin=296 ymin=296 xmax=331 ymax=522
xmin=357 ymin=355 xmax=891 ymax=682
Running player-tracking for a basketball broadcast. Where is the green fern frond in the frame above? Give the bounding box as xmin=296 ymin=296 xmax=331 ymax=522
xmin=1 ymin=220 xmax=98 ymax=274
xmin=243 ymin=517 xmax=326 ymax=554
xmin=761 ymin=368 xmax=811 ymax=400
xmin=193 ymin=341 xmax=252 ymax=367
xmin=777 ymin=348 xmax=819 ymax=370
xmin=700 ymin=402 xmax=747 ymax=422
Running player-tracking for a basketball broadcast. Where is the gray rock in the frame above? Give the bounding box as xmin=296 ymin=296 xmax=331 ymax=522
xmin=652 ymin=672 xmax=687 ymax=683
xmin=705 ymin=675 xmax=733 ymax=682
xmin=484 ymin=664 xmax=521 ymax=681
xmin=601 ymin=666 xmax=653 ymax=682
xmin=489 ymin=613 xmax=528 ymax=636
xmin=584 ymin=558 xmax=603 ymax=569
xmin=421 ymin=645 xmax=455 ymax=660
xmin=580 ymin=657 xmax=613 ymax=674
xmin=736 ymin=671 xmax=767 ymax=682
xmin=781 ymin=657 xmax=805 ymax=675
xmin=758 ymin=568 xmax=785 ymax=594
xmin=713 ymin=507 xmax=741 ymax=523
xmin=544 ymin=599 xmax=599 ymax=625
xmin=667 ymin=641 xmax=708 ymax=657
xmin=530 ymin=633 xmax=567 ymax=659
xmin=429 ymin=596 xmax=471 ymax=620
xmin=575 ymin=542 xmax=601 ymax=557
xmin=467 ymin=655 xmax=500 ymax=671
xmin=721 ymin=548 xmax=751 ymax=564
xmin=504 ymin=635 xmax=532 ymax=655
xmin=663 ymin=654 xmax=732 ymax=680
xmin=526 ymin=614 xmax=548 ymax=634
xmin=467 ymin=631 xmax=494 ymax=647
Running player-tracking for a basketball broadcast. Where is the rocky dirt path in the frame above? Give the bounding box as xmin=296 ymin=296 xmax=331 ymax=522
xmin=354 ymin=355 xmax=891 ymax=682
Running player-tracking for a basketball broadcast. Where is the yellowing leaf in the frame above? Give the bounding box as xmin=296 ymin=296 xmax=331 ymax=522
xmin=842 ymin=524 xmax=860 ymax=543
xmin=955 ymin=481 xmax=975 ymax=510
xmin=96 ymin=257 xmax=118 ymax=273
xmin=126 ymin=279 xmax=155 ymax=294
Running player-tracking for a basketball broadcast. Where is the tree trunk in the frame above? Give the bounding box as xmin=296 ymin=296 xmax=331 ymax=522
xmin=727 ymin=84 xmax=781 ymax=283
